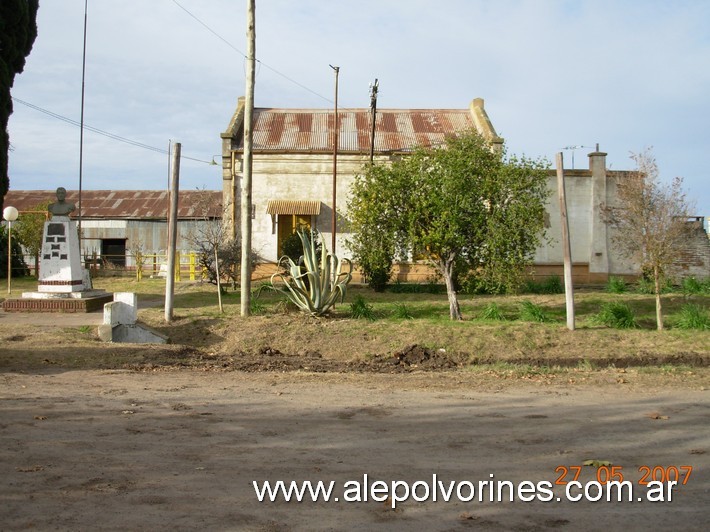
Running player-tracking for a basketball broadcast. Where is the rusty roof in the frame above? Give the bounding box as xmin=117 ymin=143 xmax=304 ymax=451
xmin=242 ymin=108 xmax=476 ymax=153
xmin=4 ymin=190 xmax=222 ymax=220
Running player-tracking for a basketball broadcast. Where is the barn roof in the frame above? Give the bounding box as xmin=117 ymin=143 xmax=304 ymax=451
xmin=223 ymin=98 xmax=503 ymax=154
xmin=4 ymin=190 xmax=222 ymax=220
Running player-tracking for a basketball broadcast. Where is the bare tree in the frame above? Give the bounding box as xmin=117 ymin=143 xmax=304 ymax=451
xmin=604 ymin=149 xmax=694 ymax=330
xmin=186 ymin=189 xmax=257 ymax=312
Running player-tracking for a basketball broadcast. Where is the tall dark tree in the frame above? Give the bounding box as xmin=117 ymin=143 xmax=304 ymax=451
xmin=0 ymin=0 xmax=39 ymax=210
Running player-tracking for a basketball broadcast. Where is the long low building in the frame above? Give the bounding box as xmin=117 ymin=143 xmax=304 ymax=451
xmin=4 ymin=189 xmax=221 ymax=271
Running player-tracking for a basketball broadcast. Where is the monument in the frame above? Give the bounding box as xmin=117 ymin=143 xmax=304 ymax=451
xmin=2 ymin=188 xmax=113 ymax=312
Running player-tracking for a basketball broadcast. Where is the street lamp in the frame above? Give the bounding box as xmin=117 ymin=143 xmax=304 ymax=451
xmin=3 ymin=206 xmax=19 ymax=294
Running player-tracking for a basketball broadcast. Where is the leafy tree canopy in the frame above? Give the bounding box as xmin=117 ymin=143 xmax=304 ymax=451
xmin=348 ymin=130 xmax=550 ymax=319
xmin=1 ymin=0 xmax=39 ymax=209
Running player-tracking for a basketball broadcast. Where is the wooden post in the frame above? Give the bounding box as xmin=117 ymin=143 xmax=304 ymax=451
xmin=165 ymin=142 xmax=180 ymax=323
xmin=556 ymin=152 xmax=575 ymax=330
xmin=240 ymin=0 xmax=255 ymax=317
xmin=330 ymin=65 xmax=339 ymax=253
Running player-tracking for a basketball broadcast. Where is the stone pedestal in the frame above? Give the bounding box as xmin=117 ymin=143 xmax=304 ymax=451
xmin=2 ymin=216 xmax=112 ymax=313
xmin=38 ymin=216 xmax=85 ymax=292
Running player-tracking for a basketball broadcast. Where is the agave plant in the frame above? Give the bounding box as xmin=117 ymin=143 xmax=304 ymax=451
xmin=270 ymin=230 xmax=352 ymax=317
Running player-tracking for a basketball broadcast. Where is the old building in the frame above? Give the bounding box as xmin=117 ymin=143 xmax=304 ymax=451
xmin=219 ymin=96 xmax=709 ymax=283
xmin=3 ymin=189 xmax=221 ymax=270
xmin=219 ymin=97 xmax=502 ymax=262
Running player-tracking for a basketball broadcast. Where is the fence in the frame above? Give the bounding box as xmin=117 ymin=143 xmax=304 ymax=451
xmin=14 ymin=250 xmax=207 ymax=282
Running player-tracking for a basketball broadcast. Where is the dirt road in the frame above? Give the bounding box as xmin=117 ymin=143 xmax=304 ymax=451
xmin=1 ymin=370 xmax=707 ymax=531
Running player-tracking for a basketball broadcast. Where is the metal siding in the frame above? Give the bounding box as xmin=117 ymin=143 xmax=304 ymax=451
xmin=243 ymin=108 xmax=474 ymax=153
xmin=4 ymin=190 xmax=221 ymax=219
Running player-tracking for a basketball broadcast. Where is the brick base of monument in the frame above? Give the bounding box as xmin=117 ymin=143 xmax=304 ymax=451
xmin=2 ymin=294 xmax=114 ymax=313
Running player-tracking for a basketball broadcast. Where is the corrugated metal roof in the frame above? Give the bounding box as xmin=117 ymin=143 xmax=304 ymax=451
xmin=266 ymin=200 xmax=321 ymax=216
xmin=4 ymin=190 xmax=222 ymax=220
xmin=244 ymin=108 xmax=475 ymax=153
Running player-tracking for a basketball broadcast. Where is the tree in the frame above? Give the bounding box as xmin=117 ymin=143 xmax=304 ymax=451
xmin=603 ymin=149 xmax=693 ymax=330
xmin=346 ymin=165 xmax=398 ymax=292
xmin=185 ymin=189 xmax=257 ymax=312
xmin=12 ymin=200 xmax=48 ymax=275
xmin=348 ymin=130 xmax=550 ymax=320
xmin=1 ymin=0 xmax=39 ymax=209
xmin=0 ymin=224 xmax=29 ymax=278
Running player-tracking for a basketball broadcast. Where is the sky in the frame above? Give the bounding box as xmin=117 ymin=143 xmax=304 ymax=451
xmin=7 ymin=0 xmax=710 ymax=215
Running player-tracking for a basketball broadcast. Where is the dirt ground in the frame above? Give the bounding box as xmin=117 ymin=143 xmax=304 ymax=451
xmin=1 ymin=368 xmax=708 ymax=531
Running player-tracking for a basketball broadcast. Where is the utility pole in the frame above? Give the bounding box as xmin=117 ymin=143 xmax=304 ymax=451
xmin=330 ymin=65 xmax=339 ymax=253
xmin=369 ymin=78 xmax=378 ymax=163
xmin=165 ymin=142 xmax=181 ymax=323
xmin=241 ymin=0 xmax=256 ymax=317
xmin=556 ymin=152 xmax=575 ymax=330
xmin=78 ymin=0 xmax=88 ymax=238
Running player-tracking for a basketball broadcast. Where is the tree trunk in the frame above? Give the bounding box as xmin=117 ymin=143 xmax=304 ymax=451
xmin=440 ymin=256 xmax=462 ymax=321
xmin=653 ymin=265 xmax=664 ymax=331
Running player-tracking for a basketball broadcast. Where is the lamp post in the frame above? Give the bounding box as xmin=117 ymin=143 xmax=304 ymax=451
xmin=3 ymin=206 xmax=19 ymax=294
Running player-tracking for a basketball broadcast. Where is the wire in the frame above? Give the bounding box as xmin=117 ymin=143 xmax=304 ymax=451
xmin=12 ymin=96 xmax=213 ymax=165
xmin=170 ymin=0 xmax=353 ymax=109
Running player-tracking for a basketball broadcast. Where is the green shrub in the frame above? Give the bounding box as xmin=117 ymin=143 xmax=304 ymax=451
xmin=391 ymin=302 xmax=413 ymax=320
xmin=388 ymin=281 xmax=444 ymax=294
xmin=592 ymin=302 xmax=638 ymax=329
xmin=636 ymin=277 xmax=673 ymax=294
xmin=522 ymin=276 xmax=563 ymax=295
xmin=519 ymin=301 xmax=550 ymax=322
xmin=674 ymin=304 xmax=710 ymax=330
xmin=606 ymin=276 xmax=628 ymax=294
xmin=350 ymin=295 xmax=377 ymax=321
xmin=478 ymin=302 xmax=506 ymax=321
xmin=681 ymin=276 xmax=710 ymax=295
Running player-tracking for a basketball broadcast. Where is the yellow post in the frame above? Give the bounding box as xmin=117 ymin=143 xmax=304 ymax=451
xmin=175 ymin=251 xmax=181 ymax=282
xmin=189 ymin=251 xmax=196 ymax=281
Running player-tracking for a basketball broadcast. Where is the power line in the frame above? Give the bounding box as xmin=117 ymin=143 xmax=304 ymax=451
xmin=12 ymin=96 xmax=213 ymax=165
xmin=170 ymin=0 xmax=347 ymax=108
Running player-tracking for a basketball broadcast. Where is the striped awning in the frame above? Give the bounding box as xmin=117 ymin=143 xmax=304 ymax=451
xmin=266 ymin=200 xmax=321 ymax=216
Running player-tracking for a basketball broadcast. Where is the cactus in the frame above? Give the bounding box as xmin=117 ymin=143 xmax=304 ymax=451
xmin=270 ymin=230 xmax=352 ymax=316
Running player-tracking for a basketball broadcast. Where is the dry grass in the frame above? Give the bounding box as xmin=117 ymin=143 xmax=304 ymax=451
xmin=1 ymin=277 xmax=708 ymax=378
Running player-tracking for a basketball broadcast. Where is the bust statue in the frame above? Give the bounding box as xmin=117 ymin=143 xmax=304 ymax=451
xmin=48 ymin=187 xmax=76 ymax=217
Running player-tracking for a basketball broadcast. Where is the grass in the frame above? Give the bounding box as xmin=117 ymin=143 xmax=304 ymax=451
xmin=519 ymin=300 xmax=551 ymax=322
xmin=606 ymin=276 xmax=628 ymax=294
xmin=350 ymin=295 xmax=377 ymax=321
xmin=592 ymin=301 xmax=638 ymax=329
xmin=522 ymin=275 xmax=564 ymax=295
xmin=478 ymin=302 xmax=506 ymax=321
xmin=391 ymin=302 xmax=414 ymax=320
xmin=682 ymin=276 xmax=710 ymax=295
xmin=674 ymin=304 xmax=710 ymax=330
xmin=2 ymin=277 xmax=708 ymax=376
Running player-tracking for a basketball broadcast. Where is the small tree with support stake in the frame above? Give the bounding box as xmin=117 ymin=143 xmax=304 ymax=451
xmin=603 ymin=148 xmax=694 ymax=331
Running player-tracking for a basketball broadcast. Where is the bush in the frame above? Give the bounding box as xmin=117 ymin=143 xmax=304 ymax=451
xmin=522 ymin=275 xmax=563 ymax=295
xmin=606 ymin=276 xmax=628 ymax=294
xmin=350 ymin=295 xmax=377 ymax=321
xmin=459 ymin=272 xmax=509 ymax=295
xmin=478 ymin=302 xmax=506 ymax=321
xmin=636 ymin=277 xmax=673 ymax=294
xmin=363 ymin=266 xmax=391 ymax=293
xmin=388 ymin=280 xmax=445 ymax=294
xmin=0 ymin=227 xmax=29 ymax=278
xmin=519 ymin=301 xmax=550 ymax=322
xmin=674 ymin=304 xmax=709 ymax=330
xmin=391 ymin=302 xmax=413 ymax=320
xmin=681 ymin=276 xmax=710 ymax=295
xmin=592 ymin=302 xmax=638 ymax=329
